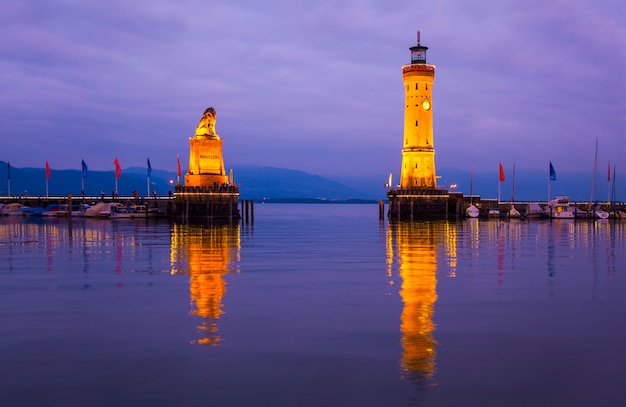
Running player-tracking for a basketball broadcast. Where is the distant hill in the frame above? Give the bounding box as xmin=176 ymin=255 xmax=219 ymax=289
xmin=1 ymin=161 xmax=622 ymax=203
xmin=230 ymin=166 xmax=380 ymax=200
xmin=437 ymin=167 xmax=621 ymax=202
xmin=0 ymin=162 xmax=383 ymax=201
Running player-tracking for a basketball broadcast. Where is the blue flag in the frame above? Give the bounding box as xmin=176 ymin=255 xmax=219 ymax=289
xmin=549 ymin=162 xmax=556 ymax=181
xmin=147 ymin=158 xmax=152 ymax=177
xmin=81 ymin=159 xmax=88 ymax=178
xmin=7 ymin=162 xmax=10 ymax=180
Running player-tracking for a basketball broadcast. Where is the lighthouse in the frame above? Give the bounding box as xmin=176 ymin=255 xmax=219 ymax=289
xmin=387 ymin=32 xmax=449 ymax=220
xmin=400 ymin=31 xmax=437 ymax=189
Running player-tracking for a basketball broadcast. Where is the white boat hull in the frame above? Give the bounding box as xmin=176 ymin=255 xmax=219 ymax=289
xmin=465 ymin=205 xmax=479 ymax=218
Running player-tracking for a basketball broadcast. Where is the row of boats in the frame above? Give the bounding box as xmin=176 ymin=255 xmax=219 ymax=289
xmin=465 ymin=196 xmax=621 ymax=219
xmin=0 ymin=202 xmax=162 ymax=219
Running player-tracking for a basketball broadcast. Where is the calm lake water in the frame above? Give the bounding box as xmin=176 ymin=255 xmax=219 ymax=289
xmin=1 ymin=204 xmax=626 ymax=406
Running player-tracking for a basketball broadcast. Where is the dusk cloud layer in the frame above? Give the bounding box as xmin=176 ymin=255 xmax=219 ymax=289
xmin=2 ymin=0 xmax=624 ymax=180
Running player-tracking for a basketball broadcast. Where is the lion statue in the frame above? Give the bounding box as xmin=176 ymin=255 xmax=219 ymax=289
xmin=195 ymin=107 xmax=218 ymax=138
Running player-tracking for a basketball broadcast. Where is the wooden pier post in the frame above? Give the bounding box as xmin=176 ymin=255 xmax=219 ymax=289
xmin=242 ymin=199 xmax=249 ymax=223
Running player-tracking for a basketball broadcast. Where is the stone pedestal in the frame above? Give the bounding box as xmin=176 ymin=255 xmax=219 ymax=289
xmin=185 ymin=137 xmax=228 ymax=187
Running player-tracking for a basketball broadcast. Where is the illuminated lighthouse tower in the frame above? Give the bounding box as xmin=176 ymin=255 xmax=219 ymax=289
xmin=400 ymin=31 xmax=437 ymax=189
xmin=388 ymin=32 xmax=448 ymax=220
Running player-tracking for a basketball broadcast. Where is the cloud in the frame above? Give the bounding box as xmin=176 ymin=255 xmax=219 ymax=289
xmin=1 ymin=0 xmax=624 ymax=178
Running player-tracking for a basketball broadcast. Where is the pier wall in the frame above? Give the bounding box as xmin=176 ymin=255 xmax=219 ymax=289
xmin=0 ymin=183 xmax=242 ymax=222
xmin=387 ymin=188 xmax=449 ymax=220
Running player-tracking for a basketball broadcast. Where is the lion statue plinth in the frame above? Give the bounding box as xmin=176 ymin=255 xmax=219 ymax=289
xmin=194 ymin=107 xmax=219 ymax=139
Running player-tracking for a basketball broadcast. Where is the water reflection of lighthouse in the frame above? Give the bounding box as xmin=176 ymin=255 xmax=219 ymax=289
xmin=170 ymin=223 xmax=240 ymax=346
xmin=387 ymin=221 xmax=456 ymax=383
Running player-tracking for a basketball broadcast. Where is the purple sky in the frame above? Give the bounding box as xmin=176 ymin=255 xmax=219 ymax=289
xmin=1 ymin=0 xmax=624 ymax=179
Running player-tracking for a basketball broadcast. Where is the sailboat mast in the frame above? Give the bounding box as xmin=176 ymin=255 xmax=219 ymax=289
xmin=612 ymin=165 xmax=616 ymax=204
xmin=469 ymin=162 xmax=474 ymax=204
xmin=590 ymin=138 xmax=598 ymax=207
xmin=607 ymin=162 xmax=611 ymax=205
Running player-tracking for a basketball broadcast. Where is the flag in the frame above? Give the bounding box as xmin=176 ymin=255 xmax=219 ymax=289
xmin=7 ymin=162 xmax=10 ymax=180
xmin=114 ymin=157 xmax=121 ymax=178
xmin=81 ymin=159 xmax=88 ymax=177
xmin=147 ymin=158 xmax=152 ymax=177
xmin=177 ymin=154 xmax=181 ymax=177
xmin=45 ymin=160 xmax=51 ymax=179
xmin=549 ymin=162 xmax=556 ymax=181
xmin=499 ymin=162 xmax=505 ymax=182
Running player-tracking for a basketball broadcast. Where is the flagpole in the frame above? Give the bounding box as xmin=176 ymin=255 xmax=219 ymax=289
xmin=498 ymin=162 xmax=504 ymax=204
xmin=147 ymin=176 xmax=150 ymax=198
xmin=7 ymin=162 xmax=10 ymax=197
xmin=498 ymin=176 xmax=501 ymax=204
xmin=547 ymin=173 xmax=551 ymax=207
xmin=46 ymin=178 xmax=49 ymax=198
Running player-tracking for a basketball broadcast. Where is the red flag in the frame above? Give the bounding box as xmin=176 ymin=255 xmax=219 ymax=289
xmin=499 ymin=162 xmax=505 ymax=182
xmin=114 ymin=157 xmax=121 ymax=178
xmin=177 ymin=154 xmax=181 ymax=177
xmin=608 ymin=162 xmax=611 ymax=181
xmin=45 ymin=160 xmax=51 ymax=179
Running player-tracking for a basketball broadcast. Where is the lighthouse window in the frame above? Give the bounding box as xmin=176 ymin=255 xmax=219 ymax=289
xmin=415 ymin=120 xmax=418 ymax=126
xmin=406 ymin=85 xmax=409 ymax=91
xmin=426 ymin=84 xmax=428 ymax=90
xmin=415 ymin=83 xmax=418 ymax=90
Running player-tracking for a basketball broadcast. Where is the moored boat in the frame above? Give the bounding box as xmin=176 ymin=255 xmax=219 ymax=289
xmin=613 ymin=210 xmax=626 ymax=219
xmin=41 ymin=204 xmax=61 ymax=217
xmin=592 ymin=207 xmax=610 ymax=219
xmin=1 ymin=203 xmax=24 ymax=216
xmin=526 ymin=203 xmax=547 ymax=218
xmin=546 ymin=196 xmax=575 ymax=219
xmin=70 ymin=203 xmax=92 ymax=217
xmin=99 ymin=203 xmax=124 ymax=218
xmin=508 ymin=205 xmax=521 ymax=218
xmin=20 ymin=206 xmax=44 ymax=216
xmin=465 ymin=204 xmax=479 ymax=218
xmin=109 ymin=204 xmax=139 ymax=219
xmin=135 ymin=204 xmax=161 ymax=217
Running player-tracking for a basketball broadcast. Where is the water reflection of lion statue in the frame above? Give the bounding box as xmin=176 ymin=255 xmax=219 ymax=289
xmin=195 ymin=107 xmax=218 ymax=137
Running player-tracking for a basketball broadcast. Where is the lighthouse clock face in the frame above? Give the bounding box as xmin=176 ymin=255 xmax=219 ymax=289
xmin=422 ymin=100 xmax=431 ymax=111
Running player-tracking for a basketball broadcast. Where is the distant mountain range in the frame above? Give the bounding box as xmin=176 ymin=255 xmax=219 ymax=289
xmin=0 ymin=161 xmax=622 ymax=203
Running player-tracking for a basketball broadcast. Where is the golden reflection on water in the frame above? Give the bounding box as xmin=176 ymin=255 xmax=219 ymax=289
xmin=170 ymin=223 xmax=240 ymax=346
xmin=386 ymin=221 xmax=456 ymax=383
